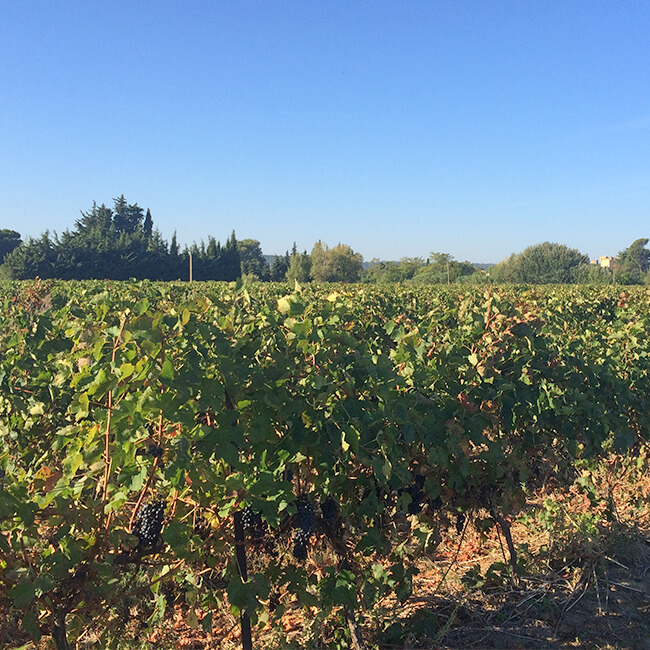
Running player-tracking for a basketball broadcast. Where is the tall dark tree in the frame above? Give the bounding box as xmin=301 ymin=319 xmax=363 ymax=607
xmin=170 ymin=231 xmax=180 ymax=257
xmin=0 ymin=229 xmax=22 ymax=263
xmin=205 ymin=237 xmax=222 ymax=278
xmin=223 ymin=231 xmax=241 ymax=281
xmin=270 ymin=250 xmax=290 ymax=281
xmin=180 ymin=232 xmax=242 ymax=281
xmin=112 ymin=195 xmax=144 ymax=235
xmin=164 ymin=231 xmax=184 ymax=280
xmin=6 ymin=197 xmax=170 ymax=280
xmin=75 ymin=202 xmax=113 ymax=236
xmin=143 ymin=209 xmax=153 ymax=237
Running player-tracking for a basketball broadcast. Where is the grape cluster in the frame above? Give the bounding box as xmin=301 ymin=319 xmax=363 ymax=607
xmin=292 ymin=495 xmax=315 ymax=561
xmin=147 ymin=444 xmax=163 ymax=458
xmin=241 ymin=505 xmax=256 ymax=529
xmin=399 ymin=474 xmax=426 ymax=515
xmin=428 ymin=495 xmax=443 ymax=511
xmin=320 ymin=495 xmax=338 ymax=521
xmin=268 ymin=591 xmax=280 ymax=613
xmin=292 ymin=529 xmax=310 ymax=560
xmin=241 ymin=505 xmax=266 ymax=540
xmin=296 ymin=495 xmax=315 ymax=534
xmin=132 ymin=500 xmax=165 ymax=548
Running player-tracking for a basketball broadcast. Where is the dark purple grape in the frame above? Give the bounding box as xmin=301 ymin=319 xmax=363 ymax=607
xmin=241 ymin=505 xmax=266 ymax=540
xmin=320 ymin=496 xmax=338 ymax=521
xmin=241 ymin=505 xmax=256 ymax=530
xmin=148 ymin=444 xmax=163 ymax=458
xmin=292 ymin=529 xmax=310 ymax=560
xmin=428 ymin=496 xmax=443 ymax=511
xmin=398 ymin=475 xmax=426 ymax=514
xmin=406 ymin=483 xmax=424 ymax=514
xmin=296 ymin=495 xmax=315 ymax=534
xmin=132 ymin=500 xmax=165 ymax=548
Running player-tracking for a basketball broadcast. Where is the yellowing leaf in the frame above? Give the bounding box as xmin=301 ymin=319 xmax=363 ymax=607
xmin=277 ymin=297 xmax=291 ymax=314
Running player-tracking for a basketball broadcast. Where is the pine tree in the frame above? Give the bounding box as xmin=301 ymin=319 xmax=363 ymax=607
xmin=223 ymin=231 xmax=241 ymax=281
xmin=270 ymin=250 xmax=290 ymax=281
xmin=170 ymin=232 xmax=179 ymax=257
xmin=286 ymin=250 xmax=312 ymax=283
xmin=143 ymin=209 xmax=153 ymax=237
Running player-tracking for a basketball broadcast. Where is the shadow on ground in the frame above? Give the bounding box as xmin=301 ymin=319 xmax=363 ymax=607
xmin=374 ymin=535 xmax=650 ymax=649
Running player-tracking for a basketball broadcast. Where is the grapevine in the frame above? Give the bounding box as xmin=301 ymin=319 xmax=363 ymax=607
xmin=0 ymin=280 xmax=648 ymax=648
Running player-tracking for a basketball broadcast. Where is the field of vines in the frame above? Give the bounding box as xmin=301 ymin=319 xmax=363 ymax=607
xmin=1 ymin=279 xmax=649 ymax=649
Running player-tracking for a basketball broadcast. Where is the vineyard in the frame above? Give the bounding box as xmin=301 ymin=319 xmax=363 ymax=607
xmin=0 ymin=279 xmax=649 ymax=649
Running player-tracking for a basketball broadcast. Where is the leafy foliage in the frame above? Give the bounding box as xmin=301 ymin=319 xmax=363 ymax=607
xmin=285 ymin=246 xmax=312 ymax=283
xmin=363 ymin=257 xmax=425 ymax=283
xmin=2 ymin=198 xmax=240 ymax=282
xmin=0 ymin=280 xmax=648 ymax=647
xmin=616 ymin=237 xmax=650 ymax=284
xmin=238 ymin=239 xmax=271 ymax=280
xmin=491 ymin=241 xmax=589 ymax=283
xmin=310 ymin=241 xmax=363 ymax=282
xmin=0 ymin=229 xmax=22 ymax=263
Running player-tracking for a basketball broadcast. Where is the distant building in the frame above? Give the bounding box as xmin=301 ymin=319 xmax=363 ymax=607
xmin=591 ymin=255 xmax=617 ymax=268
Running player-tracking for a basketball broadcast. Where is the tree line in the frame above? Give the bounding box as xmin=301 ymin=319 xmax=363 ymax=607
xmin=1 ymin=196 xmax=649 ymax=284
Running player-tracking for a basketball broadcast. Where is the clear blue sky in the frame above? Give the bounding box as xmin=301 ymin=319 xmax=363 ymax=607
xmin=2 ymin=1 xmax=649 ymax=263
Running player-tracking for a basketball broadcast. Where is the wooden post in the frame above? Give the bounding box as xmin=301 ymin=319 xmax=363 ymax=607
xmin=345 ymin=607 xmax=366 ymax=650
xmin=51 ymin=609 xmax=70 ymax=650
xmin=226 ymin=389 xmax=251 ymax=650
xmin=233 ymin=510 xmax=253 ymax=650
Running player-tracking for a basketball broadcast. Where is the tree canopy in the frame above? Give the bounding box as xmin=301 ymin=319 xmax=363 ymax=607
xmin=310 ymin=242 xmax=363 ymax=282
xmin=0 ymin=229 xmax=22 ymax=263
xmin=410 ymin=252 xmax=476 ymax=284
xmin=2 ymin=197 xmax=239 ymax=281
xmin=616 ymin=238 xmax=650 ymax=284
xmin=285 ymin=246 xmax=311 ymax=283
xmin=3 ymin=198 xmax=647 ymax=287
xmin=362 ymin=257 xmax=424 ymax=283
xmin=238 ymin=238 xmax=270 ymax=279
xmin=491 ymin=242 xmax=589 ymax=284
